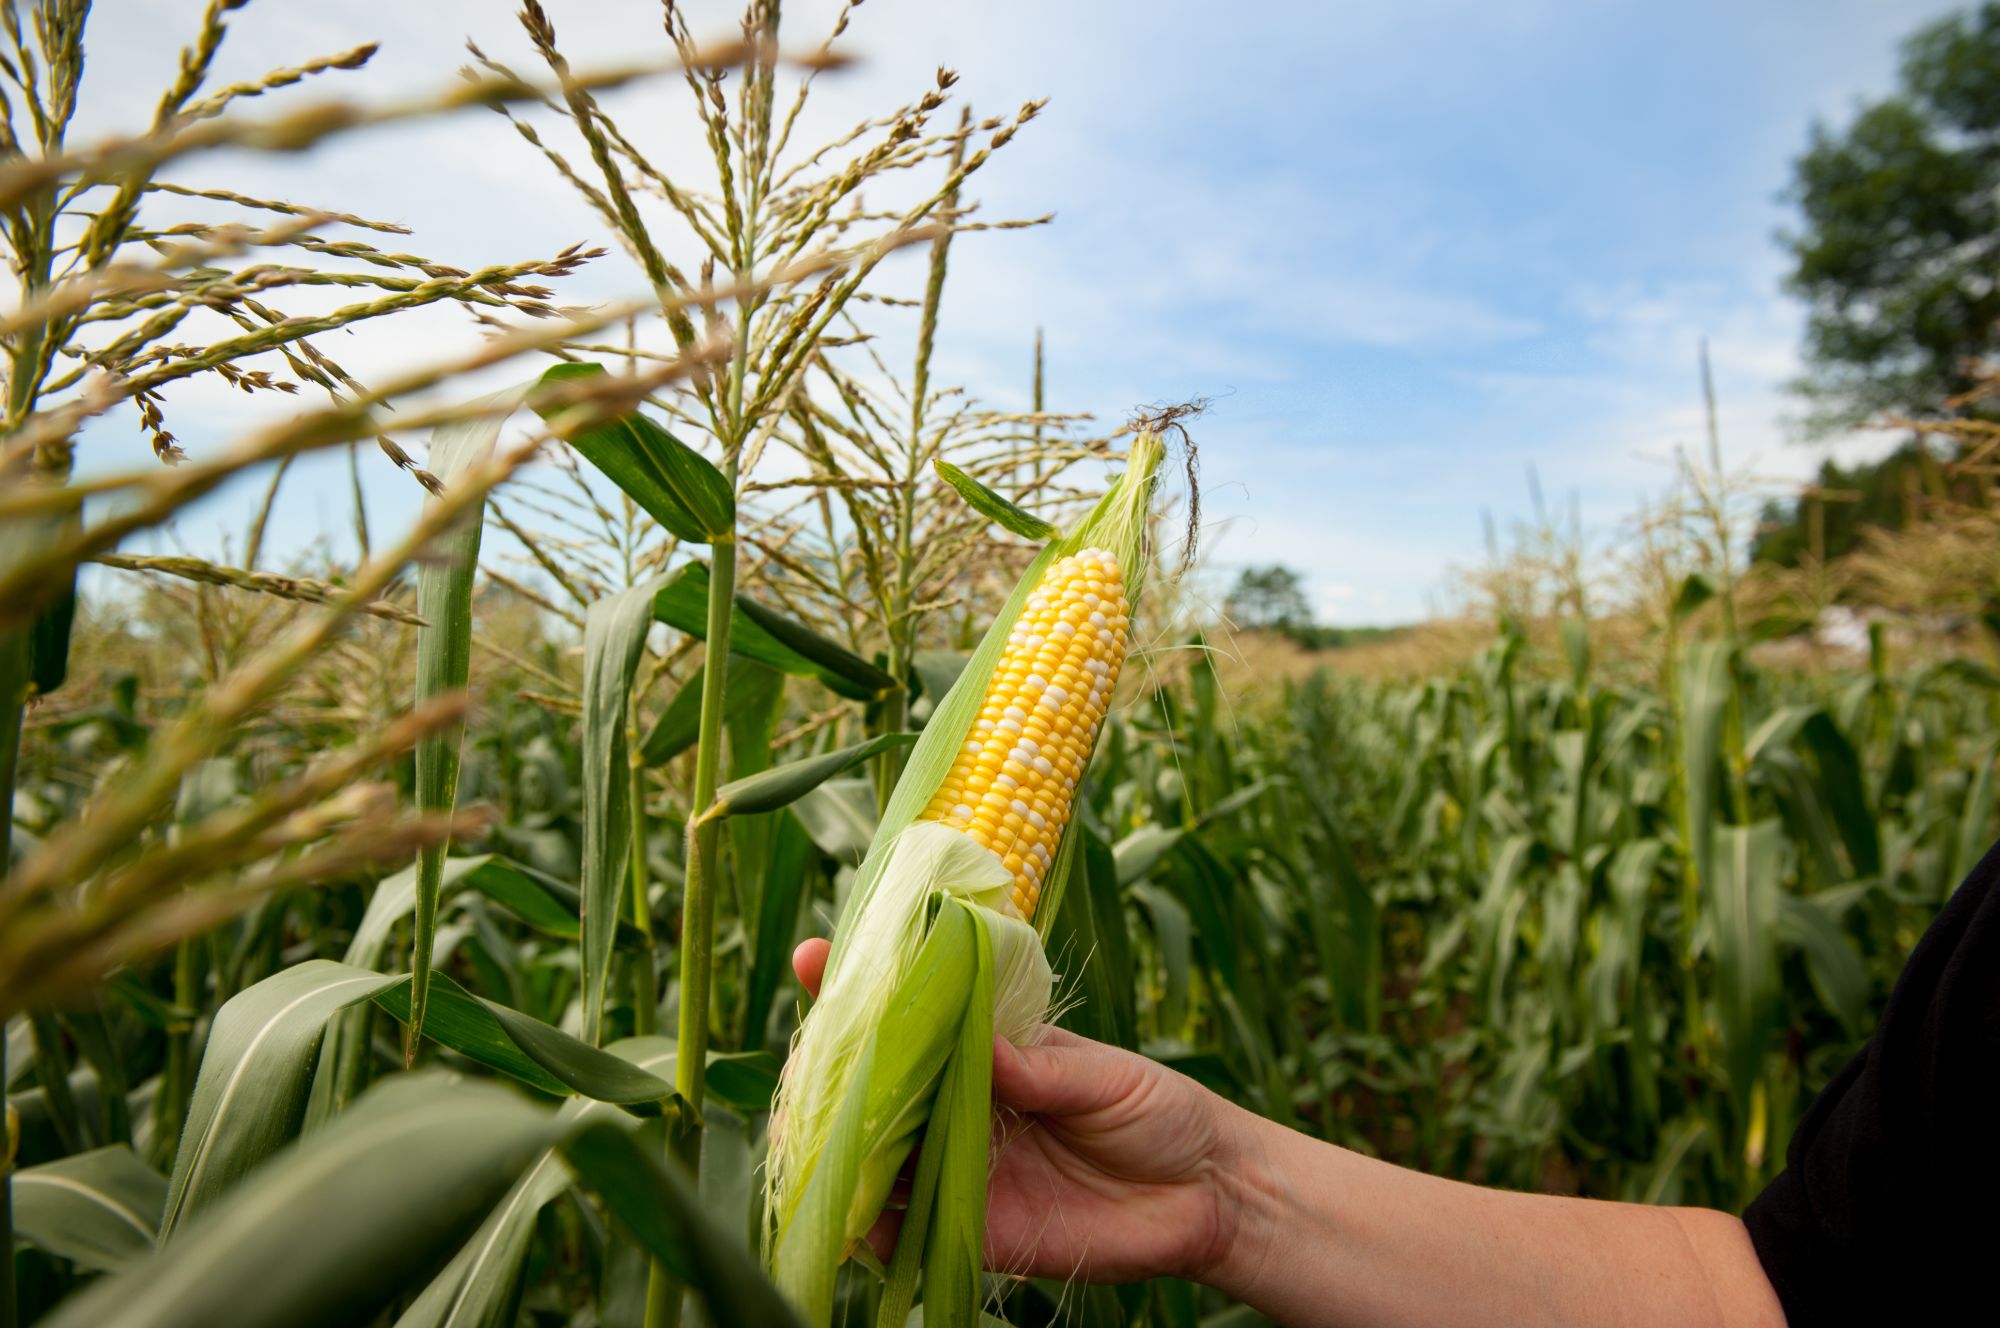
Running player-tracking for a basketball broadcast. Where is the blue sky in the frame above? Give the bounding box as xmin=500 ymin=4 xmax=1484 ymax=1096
xmin=71 ymin=0 xmax=1964 ymax=622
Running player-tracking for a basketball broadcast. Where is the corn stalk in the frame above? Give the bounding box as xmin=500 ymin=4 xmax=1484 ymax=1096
xmin=0 ymin=627 xmax=21 ymax=1328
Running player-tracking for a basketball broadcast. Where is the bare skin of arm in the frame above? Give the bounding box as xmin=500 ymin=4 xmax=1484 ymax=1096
xmin=793 ymin=938 xmax=1787 ymax=1328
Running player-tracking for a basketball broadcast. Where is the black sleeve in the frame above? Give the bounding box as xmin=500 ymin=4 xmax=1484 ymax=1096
xmin=1742 ymin=839 xmax=2000 ymax=1326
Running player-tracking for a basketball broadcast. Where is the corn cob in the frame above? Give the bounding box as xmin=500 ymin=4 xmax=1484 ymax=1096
xmin=766 ymin=433 xmax=1163 ymax=1328
xmin=920 ymin=547 xmax=1130 ymax=920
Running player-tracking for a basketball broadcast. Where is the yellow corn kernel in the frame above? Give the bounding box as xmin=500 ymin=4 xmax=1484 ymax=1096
xmin=924 ymin=547 xmax=1129 ymax=919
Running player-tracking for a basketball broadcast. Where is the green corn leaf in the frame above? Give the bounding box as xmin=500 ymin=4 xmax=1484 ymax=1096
xmin=1641 ymin=1118 xmax=1711 ymax=1207
xmin=931 ymin=458 xmax=1057 ymax=539
xmin=314 ymin=855 xmax=632 ymax=1127
xmin=410 ymin=389 xmax=522 ymax=1063
xmin=50 ymin=1076 xmax=564 ymax=1328
xmin=726 ymin=658 xmax=788 ymax=933
xmin=164 ymin=960 xmax=404 ymax=1237
xmin=174 ymin=959 xmax=691 ymax=1243
xmin=725 ymin=656 xmax=793 ymax=1050
xmin=62 ymin=1004 xmax=132 ymax=1145
xmin=1925 ymin=656 xmax=2000 ymax=691
xmin=369 ymin=974 xmax=569 ymax=1098
xmin=651 ymin=560 xmax=895 ymax=700
xmin=580 ymin=575 xmax=666 ymax=1045
xmin=1672 ymin=571 xmax=1715 ymax=621
xmin=1320 ymin=808 xmax=1384 ymax=1040
xmin=393 ymin=1040 xmax=677 ymax=1328
xmin=374 ymin=971 xmax=684 ymax=1116
xmin=876 ymin=1105 xmax=941 ymax=1328
xmin=1472 ymin=834 xmax=1534 ymax=1012
xmin=29 ymin=557 xmax=75 ymax=694
xmin=11 ymin=1145 xmax=165 ymax=1272
xmin=1165 ymin=838 xmax=1240 ymax=996
xmin=172 ymin=758 xmax=241 ymax=824
xmin=1113 ymin=824 xmax=1184 ymax=886
xmin=1710 ymin=819 xmax=1785 ymax=1109
xmin=1594 ymin=839 xmax=1664 ymax=1021
xmin=1746 ymin=707 xmax=1881 ymax=878
xmin=1131 ymin=882 xmax=1194 ymax=1037
xmin=737 ymin=592 xmax=898 ymax=701
xmin=4 ymin=1014 xmax=29 ymax=1088
xmin=1743 ymin=706 xmax=1815 ymax=765
xmin=697 ymin=1104 xmax=760 ymax=1291
xmin=535 ymin=362 xmax=733 ymax=543
xmin=743 ymin=812 xmax=817 ymax=1048
xmin=564 ymin=1121 xmax=805 ymax=1328
xmin=1035 ymin=818 xmax=1086 ymax=950
xmin=705 ymin=733 xmax=918 ymax=820
xmin=1776 ymin=893 xmax=1870 ymax=1034
xmin=1084 ymin=828 xmax=1139 ymax=1046
xmin=1559 ymin=617 xmax=1591 ymax=690
xmin=703 ymin=1050 xmax=784 ymax=1115
xmin=1951 ymin=737 xmax=2000 ymax=883
xmin=1044 ymin=826 xmax=1137 ymax=1049
xmin=791 ymin=777 xmax=880 ymax=866
xmin=474 ymin=990 xmax=682 ymax=1116
xmin=641 ymin=655 xmax=784 ymax=766
xmin=1195 ymin=778 xmax=1275 ymax=827
xmin=346 ymin=856 xmax=597 ymax=971
xmin=1793 ymin=711 xmax=1879 ymax=878
xmin=909 ymin=649 xmax=969 ymax=725
xmin=1678 ymin=641 xmax=1733 ymax=899
xmin=28 ymin=1010 xmax=86 ymax=1155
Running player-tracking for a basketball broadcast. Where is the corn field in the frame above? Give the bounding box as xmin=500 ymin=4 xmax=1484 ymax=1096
xmin=2 ymin=3 xmax=1994 ymax=1327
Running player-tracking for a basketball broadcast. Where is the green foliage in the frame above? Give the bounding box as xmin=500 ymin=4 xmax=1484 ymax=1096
xmin=651 ymin=562 xmax=898 ymax=702
xmin=12 ymin=587 xmax=2000 ymax=1323
xmin=1222 ymin=564 xmax=1408 ymax=649
xmin=535 ymin=364 xmax=734 ymax=545
xmin=1177 ymin=628 xmax=2000 ymax=1209
xmin=9 ymin=1148 xmax=163 ymax=1273
xmin=1749 ymin=442 xmax=1965 ymax=566
xmin=931 ymin=459 xmax=1058 ymax=540
xmin=1224 ymin=564 xmax=1312 ymax=635
xmin=410 ymin=394 xmax=518 ymax=1060
xmin=14 ymin=3 xmax=2000 ymax=1326
xmin=1785 ymin=1 xmax=2000 ymax=426
xmin=579 ymin=576 xmax=665 ymax=1045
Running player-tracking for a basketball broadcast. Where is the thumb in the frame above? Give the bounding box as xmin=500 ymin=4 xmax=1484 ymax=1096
xmin=993 ymin=1033 xmax=1151 ymax=1118
xmin=791 ymin=938 xmax=830 ymax=998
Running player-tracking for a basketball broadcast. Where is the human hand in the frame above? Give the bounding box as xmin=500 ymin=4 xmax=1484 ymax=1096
xmin=791 ymin=937 xmax=1251 ymax=1285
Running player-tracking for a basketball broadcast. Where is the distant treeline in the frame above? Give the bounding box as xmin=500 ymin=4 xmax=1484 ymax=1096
xmin=1223 ymin=564 xmax=1408 ymax=649
xmin=1752 ymin=439 xmax=1986 ymax=567
xmin=1276 ymin=623 xmax=1408 ymax=650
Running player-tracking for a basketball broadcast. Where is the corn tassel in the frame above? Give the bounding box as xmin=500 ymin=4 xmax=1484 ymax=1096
xmin=765 ymin=433 xmax=1164 ymax=1327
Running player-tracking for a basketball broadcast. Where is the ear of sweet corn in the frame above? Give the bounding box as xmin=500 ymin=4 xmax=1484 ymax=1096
xmin=921 ymin=547 xmax=1130 ymax=921
xmin=765 ymin=433 xmax=1163 ymax=1328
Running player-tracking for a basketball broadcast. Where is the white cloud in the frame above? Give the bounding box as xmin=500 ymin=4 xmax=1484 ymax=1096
xmin=53 ymin=0 xmax=1957 ymax=624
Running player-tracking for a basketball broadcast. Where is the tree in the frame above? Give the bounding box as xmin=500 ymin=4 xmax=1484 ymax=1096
xmin=1784 ymin=3 xmax=2000 ymax=430
xmin=1226 ymin=564 xmax=1314 ymax=634
xmin=1752 ymin=447 xmax=1919 ymax=566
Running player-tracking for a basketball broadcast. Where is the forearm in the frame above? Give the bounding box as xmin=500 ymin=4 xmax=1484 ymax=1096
xmin=1203 ymin=1108 xmax=1786 ymax=1328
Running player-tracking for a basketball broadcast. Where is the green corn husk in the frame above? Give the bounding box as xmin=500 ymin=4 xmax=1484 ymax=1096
xmin=765 ymin=433 xmax=1165 ymax=1327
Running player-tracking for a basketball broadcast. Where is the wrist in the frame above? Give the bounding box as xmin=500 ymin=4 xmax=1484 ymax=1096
xmin=1186 ymin=1099 xmax=1295 ymax=1300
